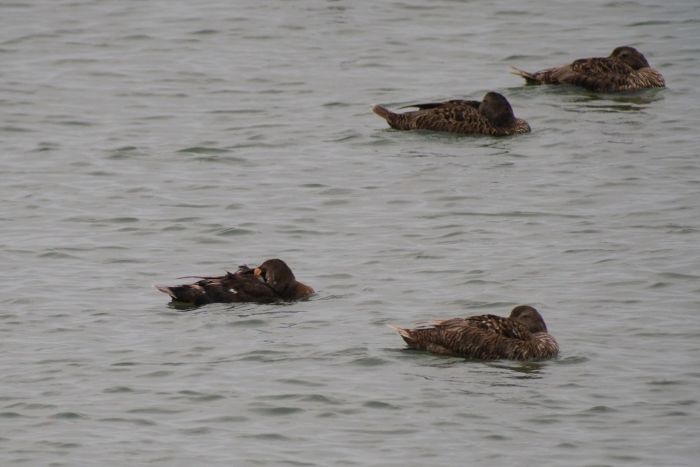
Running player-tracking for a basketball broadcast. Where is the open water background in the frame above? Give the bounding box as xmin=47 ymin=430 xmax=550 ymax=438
xmin=2 ymin=0 xmax=700 ymax=465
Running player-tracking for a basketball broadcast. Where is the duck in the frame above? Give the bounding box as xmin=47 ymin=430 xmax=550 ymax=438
xmin=155 ymin=258 xmax=314 ymax=306
xmin=372 ymin=91 xmax=530 ymax=136
xmin=511 ymin=46 xmax=665 ymax=92
xmin=390 ymin=305 xmax=558 ymax=361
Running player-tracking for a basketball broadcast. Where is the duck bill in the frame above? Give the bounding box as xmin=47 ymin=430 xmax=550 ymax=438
xmin=254 ymin=267 xmax=265 ymax=282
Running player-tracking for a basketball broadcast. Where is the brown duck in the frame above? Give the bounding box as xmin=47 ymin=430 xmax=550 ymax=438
xmin=511 ymin=46 xmax=665 ymax=92
xmin=390 ymin=305 xmax=558 ymax=361
xmin=155 ymin=258 xmax=314 ymax=306
xmin=372 ymin=92 xmax=530 ymax=136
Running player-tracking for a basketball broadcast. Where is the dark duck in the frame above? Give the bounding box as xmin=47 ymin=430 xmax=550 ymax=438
xmin=155 ymin=258 xmax=314 ymax=306
xmin=372 ymin=91 xmax=530 ymax=136
xmin=511 ymin=46 xmax=665 ymax=92
xmin=390 ymin=305 xmax=558 ymax=361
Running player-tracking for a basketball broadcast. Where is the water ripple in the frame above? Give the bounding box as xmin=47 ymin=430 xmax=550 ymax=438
xmin=2 ymin=1 xmax=699 ymax=466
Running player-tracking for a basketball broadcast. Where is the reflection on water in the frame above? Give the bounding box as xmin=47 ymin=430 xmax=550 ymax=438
xmin=486 ymin=360 xmax=548 ymax=378
xmin=573 ymin=89 xmax=666 ymax=111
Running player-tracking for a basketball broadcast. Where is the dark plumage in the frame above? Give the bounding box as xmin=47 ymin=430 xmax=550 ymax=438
xmin=511 ymin=46 xmax=665 ymax=92
xmin=372 ymin=92 xmax=530 ymax=136
xmin=155 ymin=258 xmax=314 ymax=306
xmin=390 ymin=305 xmax=559 ymax=361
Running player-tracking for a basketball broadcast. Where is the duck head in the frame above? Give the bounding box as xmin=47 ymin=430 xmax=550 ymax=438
xmin=610 ymin=46 xmax=650 ymax=70
xmin=509 ymin=305 xmax=548 ymax=333
xmin=254 ymin=258 xmax=296 ymax=294
xmin=479 ymin=92 xmax=516 ymax=127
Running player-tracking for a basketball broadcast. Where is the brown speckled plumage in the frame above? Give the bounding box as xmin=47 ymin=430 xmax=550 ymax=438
xmin=155 ymin=258 xmax=314 ymax=306
xmin=372 ymin=92 xmax=530 ymax=136
xmin=511 ymin=46 xmax=665 ymax=92
xmin=390 ymin=305 xmax=559 ymax=361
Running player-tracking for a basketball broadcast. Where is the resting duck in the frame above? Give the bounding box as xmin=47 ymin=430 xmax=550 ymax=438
xmin=372 ymin=92 xmax=530 ymax=136
xmin=155 ymin=258 xmax=314 ymax=306
xmin=390 ymin=305 xmax=558 ymax=361
xmin=511 ymin=46 xmax=665 ymax=92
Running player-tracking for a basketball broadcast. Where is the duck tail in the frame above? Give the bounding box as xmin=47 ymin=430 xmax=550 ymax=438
xmin=372 ymin=104 xmax=395 ymax=121
xmin=510 ymin=66 xmax=539 ymax=84
xmin=388 ymin=324 xmax=416 ymax=347
xmin=154 ymin=285 xmax=178 ymax=299
xmin=154 ymin=284 xmax=204 ymax=303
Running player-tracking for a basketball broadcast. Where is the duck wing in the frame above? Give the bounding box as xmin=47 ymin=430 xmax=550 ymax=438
xmin=374 ymin=100 xmax=497 ymax=133
xmin=550 ymin=57 xmax=636 ymax=91
xmin=567 ymin=57 xmax=633 ymax=75
xmin=463 ymin=314 xmax=531 ymax=340
xmin=156 ymin=269 xmax=278 ymax=306
xmin=205 ymin=271 xmax=279 ymax=303
xmin=393 ymin=314 xmax=535 ymax=359
xmin=410 ymin=101 xmax=490 ymax=133
xmin=401 ymin=100 xmax=481 ymax=111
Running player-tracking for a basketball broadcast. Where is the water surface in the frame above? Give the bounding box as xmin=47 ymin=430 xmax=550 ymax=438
xmin=2 ymin=0 xmax=700 ymax=465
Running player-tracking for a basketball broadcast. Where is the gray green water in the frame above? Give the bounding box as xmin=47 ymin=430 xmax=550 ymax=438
xmin=2 ymin=0 xmax=700 ymax=465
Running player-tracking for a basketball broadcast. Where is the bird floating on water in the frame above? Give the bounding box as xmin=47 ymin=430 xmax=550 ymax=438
xmin=390 ymin=305 xmax=559 ymax=361
xmin=372 ymin=91 xmax=530 ymax=136
xmin=155 ymin=258 xmax=314 ymax=306
xmin=511 ymin=46 xmax=665 ymax=92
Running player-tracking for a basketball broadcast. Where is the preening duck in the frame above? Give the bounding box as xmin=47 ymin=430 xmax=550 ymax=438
xmin=155 ymin=258 xmax=314 ymax=306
